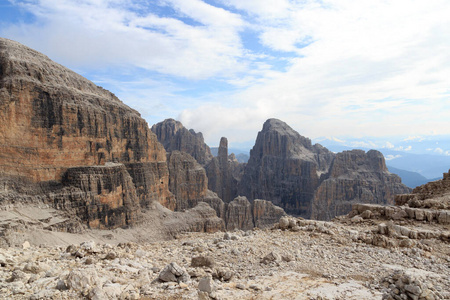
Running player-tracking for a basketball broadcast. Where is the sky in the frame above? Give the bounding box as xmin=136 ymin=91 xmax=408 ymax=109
xmin=1 ymin=0 xmax=450 ymax=154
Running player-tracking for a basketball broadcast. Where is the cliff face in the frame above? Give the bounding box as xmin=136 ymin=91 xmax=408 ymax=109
xmin=151 ymin=119 xmax=213 ymax=165
xmin=166 ymin=151 xmax=208 ymax=211
xmin=0 ymin=38 xmax=172 ymax=229
xmin=239 ymin=118 xmax=335 ymax=216
xmin=311 ymin=150 xmax=411 ymax=220
xmin=240 ymin=119 xmax=410 ymax=220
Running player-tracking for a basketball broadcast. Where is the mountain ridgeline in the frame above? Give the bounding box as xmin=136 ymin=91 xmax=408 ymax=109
xmin=0 ymin=37 xmax=411 ymax=238
xmin=153 ymin=118 xmax=411 ymax=220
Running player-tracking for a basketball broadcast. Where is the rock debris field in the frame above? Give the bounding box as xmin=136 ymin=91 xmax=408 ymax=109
xmin=1 ymin=215 xmax=449 ymax=300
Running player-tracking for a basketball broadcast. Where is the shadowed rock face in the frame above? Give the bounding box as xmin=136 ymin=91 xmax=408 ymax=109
xmin=240 ymin=119 xmax=410 ymax=220
xmin=167 ymin=151 xmax=208 ymax=211
xmin=224 ymin=196 xmax=286 ymax=231
xmin=239 ymin=118 xmax=335 ymax=217
xmin=0 ymin=38 xmax=173 ymax=229
xmin=311 ymin=150 xmax=411 ymax=220
xmin=151 ymin=119 xmax=213 ymax=165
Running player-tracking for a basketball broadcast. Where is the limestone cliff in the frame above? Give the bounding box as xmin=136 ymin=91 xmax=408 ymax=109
xmin=151 ymin=119 xmax=213 ymax=165
xmin=311 ymin=150 xmax=411 ymax=220
xmin=166 ymin=151 xmax=208 ymax=211
xmin=0 ymin=38 xmax=173 ymax=229
xmin=240 ymin=118 xmax=410 ymax=220
xmin=239 ymin=118 xmax=335 ymax=216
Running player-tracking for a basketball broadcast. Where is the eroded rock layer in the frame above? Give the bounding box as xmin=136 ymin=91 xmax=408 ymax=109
xmin=311 ymin=150 xmax=411 ymax=220
xmin=239 ymin=119 xmax=335 ymax=217
xmin=240 ymin=119 xmax=410 ymax=220
xmin=395 ymin=169 xmax=450 ymax=210
xmin=151 ymin=119 xmax=213 ymax=165
xmin=0 ymin=38 xmax=172 ymax=229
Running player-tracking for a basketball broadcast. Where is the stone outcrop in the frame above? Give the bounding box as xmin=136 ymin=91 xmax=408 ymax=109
xmin=0 ymin=38 xmax=173 ymax=229
xmin=52 ymin=163 xmax=140 ymax=229
xmin=224 ymin=196 xmax=286 ymax=231
xmin=252 ymin=199 xmax=286 ymax=229
xmin=395 ymin=169 xmax=450 ymax=210
xmin=311 ymin=150 xmax=411 ymax=220
xmin=164 ymin=202 xmax=225 ymax=234
xmin=225 ymin=196 xmax=254 ymax=231
xmin=239 ymin=118 xmax=335 ymax=217
xmin=240 ymin=119 xmax=410 ymax=220
xmin=151 ymin=119 xmax=213 ymax=165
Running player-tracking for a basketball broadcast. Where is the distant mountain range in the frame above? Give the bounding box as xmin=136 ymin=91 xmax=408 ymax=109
xmin=386 ymin=166 xmax=439 ymax=189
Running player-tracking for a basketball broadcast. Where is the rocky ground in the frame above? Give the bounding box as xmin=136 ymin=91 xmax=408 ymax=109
xmin=1 ymin=211 xmax=449 ymax=300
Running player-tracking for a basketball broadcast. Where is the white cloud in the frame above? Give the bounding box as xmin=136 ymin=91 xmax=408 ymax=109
xmin=385 ymin=154 xmax=402 ymax=161
xmin=2 ymin=0 xmax=247 ymax=79
xmin=3 ymin=0 xmax=450 ymax=146
xmin=181 ymin=0 xmax=450 ymax=144
xmin=395 ymin=145 xmax=412 ymax=152
xmin=433 ymin=148 xmax=450 ymax=156
xmin=385 ymin=142 xmax=395 ymax=149
xmin=402 ymin=136 xmax=424 ymax=142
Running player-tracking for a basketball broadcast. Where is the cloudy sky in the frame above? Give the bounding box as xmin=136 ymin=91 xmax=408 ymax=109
xmin=1 ymin=0 xmax=450 ymax=152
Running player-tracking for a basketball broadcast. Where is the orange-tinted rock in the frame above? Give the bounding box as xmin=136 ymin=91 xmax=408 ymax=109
xmin=0 ymin=38 xmax=172 ymax=229
xmin=252 ymin=199 xmax=286 ymax=229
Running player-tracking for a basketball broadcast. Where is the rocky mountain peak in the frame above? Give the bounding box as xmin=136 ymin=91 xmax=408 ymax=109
xmin=256 ymin=118 xmax=314 ymax=158
xmin=151 ymin=119 xmax=213 ymax=165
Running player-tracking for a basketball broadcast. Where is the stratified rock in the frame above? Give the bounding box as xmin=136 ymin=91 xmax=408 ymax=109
xmin=151 ymin=119 xmax=213 ymax=165
xmin=167 ymin=151 xmax=208 ymax=211
xmin=395 ymin=169 xmax=450 ymax=210
xmin=239 ymin=118 xmax=335 ymax=216
xmin=252 ymin=199 xmax=286 ymax=229
xmin=0 ymin=38 xmax=172 ymax=229
xmin=224 ymin=196 xmax=254 ymax=231
xmin=240 ymin=118 xmax=410 ymax=220
xmin=201 ymin=190 xmax=226 ymax=219
xmin=164 ymin=202 xmax=225 ymax=234
xmin=311 ymin=150 xmax=411 ymax=220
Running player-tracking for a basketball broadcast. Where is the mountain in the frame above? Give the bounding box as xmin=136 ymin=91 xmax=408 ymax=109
xmin=239 ymin=119 xmax=411 ymax=219
xmin=387 ymin=166 xmax=437 ymax=189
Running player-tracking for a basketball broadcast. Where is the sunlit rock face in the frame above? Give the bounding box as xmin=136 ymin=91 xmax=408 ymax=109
xmin=0 ymin=37 xmax=173 ymax=229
